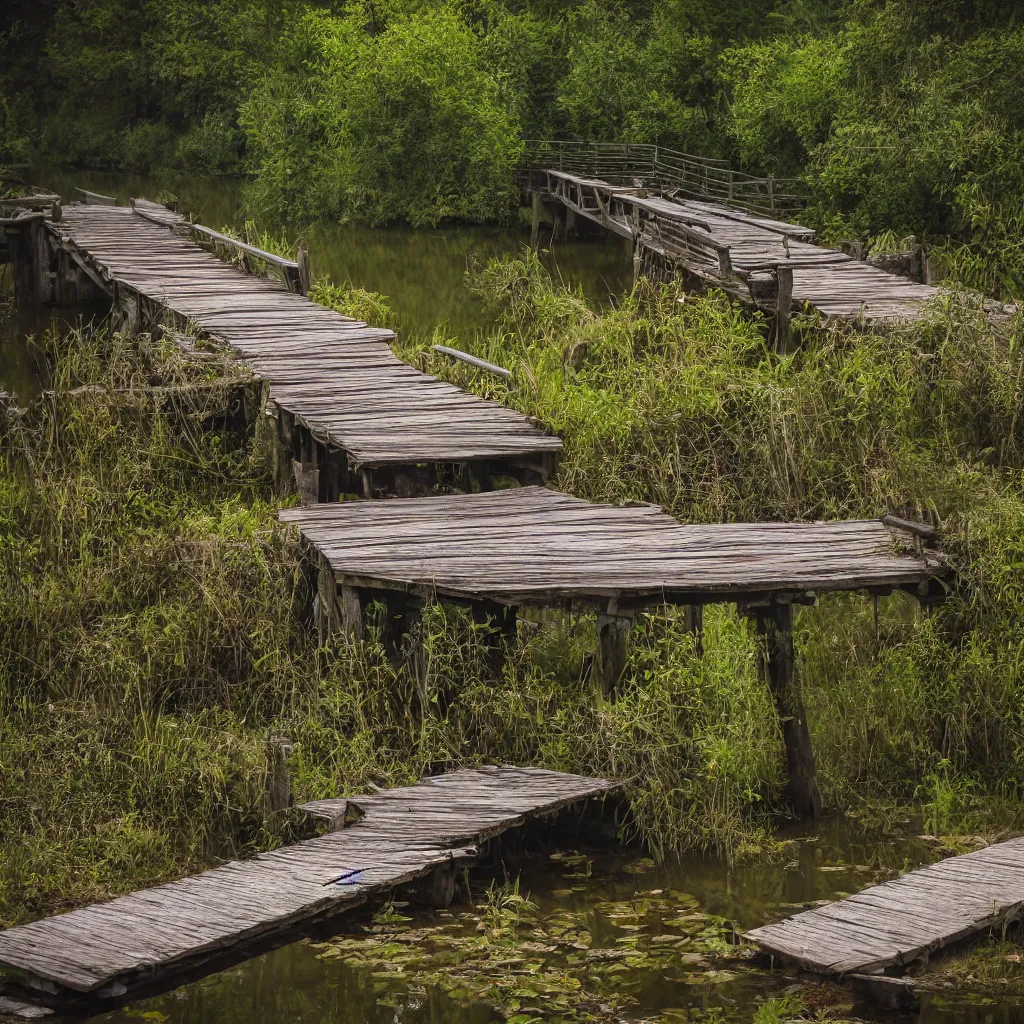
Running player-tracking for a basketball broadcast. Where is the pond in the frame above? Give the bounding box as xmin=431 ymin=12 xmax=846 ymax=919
xmin=0 ymin=167 xmax=633 ymax=402
xmin=88 ymin=816 xmax=1023 ymax=1024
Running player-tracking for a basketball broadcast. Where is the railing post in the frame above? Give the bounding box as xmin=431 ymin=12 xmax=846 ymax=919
xmin=775 ymin=264 xmax=794 ymax=354
xmin=728 ymin=170 xmax=735 ymax=202
xmin=768 ymin=175 xmax=775 ymax=213
xmin=717 ymin=246 xmax=733 ymax=278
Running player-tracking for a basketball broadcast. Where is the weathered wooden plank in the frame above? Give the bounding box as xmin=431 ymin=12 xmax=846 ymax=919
xmin=746 ymin=837 xmax=1024 ymax=975
xmin=278 ymin=486 xmax=942 ymax=607
xmin=47 ymin=204 xmax=563 ymax=471
xmin=0 ymin=767 xmax=618 ymax=1002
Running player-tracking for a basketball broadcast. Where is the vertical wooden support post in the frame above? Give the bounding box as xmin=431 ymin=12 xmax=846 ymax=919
xmin=8 ymin=223 xmax=35 ymax=307
xmin=340 ymin=585 xmax=364 ymax=643
xmin=472 ymin=601 xmax=518 ymax=676
xmin=274 ymin=406 xmax=295 ymax=497
xmin=297 ymin=242 xmax=311 ymax=296
xmin=382 ymin=593 xmax=423 ymax=670
xmin=768 ymin=175 xmax=775 ymax=213
xmin=551 ymin=204 xmax=566 ymax=243
xmin=315 ymin=552 xmax=343 ymax=645
xmin=265 ymin=736 xmax=293 ymax=818
xmin=595 ymin=613 xmax=632 ymax=699
xmin=685 ymin=604 xmax=704 ymax=657
xmin=756 ymin=602 xmax=821 ymax=819
xmin=717 ymin=246 xmax=733 ymax=279
xmin=775 ymin=265 xmax=794 ymax=355
xmin=291 ymin=429 xmax=320 ymax=506
xmin=32 ymin=219 xmax=53 ymax=304
xmin=530 ymin=191 xmax=543 ymax=249
xmin=116 ymin=285 xmax=143 ymax=335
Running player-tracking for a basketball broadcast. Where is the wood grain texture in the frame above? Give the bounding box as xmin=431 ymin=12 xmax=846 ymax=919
xmin=746 ymin=837 xmax=1024 ymax=975
xmin=49 ymin=204 xmax=561 ymax=469
xmin=0 ymin=767 xmax=617 ymax=996
xmin=279 ymin=486 xmax=943 ymax=606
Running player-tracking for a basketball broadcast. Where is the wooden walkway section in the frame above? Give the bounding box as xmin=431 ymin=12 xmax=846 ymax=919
xmin=280 ymin=485 xmax=944 ymax=609
xmin=533 ymin=169 xmax=943 ymax=324
xmin=47 ymin=202 xmax=561 ymax=480
xmin=0 ymin=767 xmax=617 ymax=1005
xmin=746 ymin=837 xmax=1024 ymax=975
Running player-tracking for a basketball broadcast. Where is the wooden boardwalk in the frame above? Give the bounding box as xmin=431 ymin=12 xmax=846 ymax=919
xmin=746 ymin=837 xmax=1024 ymax=975
xmin=47 ymin=202 xmax=561 ymax=482
xmin=281 ymin=485 xmax=944 ymax=608
xmin=535 ymin=169 xmax=943 ymax=324
xmin=0 ymin=767 xmax=617 ymax=1006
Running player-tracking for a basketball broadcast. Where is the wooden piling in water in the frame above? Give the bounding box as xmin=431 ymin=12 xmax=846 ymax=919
xmin=754 ymin=600 xmax=821 ymax=818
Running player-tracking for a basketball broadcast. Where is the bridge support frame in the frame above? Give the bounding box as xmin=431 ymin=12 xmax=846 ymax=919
xmin=752 ymin=599 xmax=822 ymax=819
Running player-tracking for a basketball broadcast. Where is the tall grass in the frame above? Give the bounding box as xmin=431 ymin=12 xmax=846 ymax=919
xmin=4 ymin=257 xmax=1024 ymax=925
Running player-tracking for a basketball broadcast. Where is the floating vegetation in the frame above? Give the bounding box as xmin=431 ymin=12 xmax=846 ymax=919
xmin=313 ymin=859 xmax=766 ymax=1024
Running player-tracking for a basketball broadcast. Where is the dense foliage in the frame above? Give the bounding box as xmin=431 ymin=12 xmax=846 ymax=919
xmin=4 ymin=0 xmax=1024 ymax=281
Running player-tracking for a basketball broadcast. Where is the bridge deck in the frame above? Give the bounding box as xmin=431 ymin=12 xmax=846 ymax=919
xmin=540 ymin=170 xmax=943 ymax=323
xmin=280 ymin=485 xmax=943 ymax=608
xmin=0 ymin=767 xmax=616 ymax=1003
xmin=746 ymin=836 xmax=1024 ymax=975
xmin=50 ymin=203 xmax=561 ymax=470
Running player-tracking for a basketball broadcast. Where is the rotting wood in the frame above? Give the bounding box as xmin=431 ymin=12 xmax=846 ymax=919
xmin=279 ymin=487 xmax=945 ymax=611
xmin=774 ymin=264 xmax=794 ymax=354
xmin=38 ymin=204 xmax=562 ymax=484
xmin=433 ymin=345 xmax=512 ymax=380
xmin=746 ymin=836 xmax=1024 ymax=978
xmin=0 ymin=767 xmax=621 ymax=1010
xmin=525 ymin=168 xmax=998 ymax=327
xmin=755 ymin=601 xmax=821 ymax=819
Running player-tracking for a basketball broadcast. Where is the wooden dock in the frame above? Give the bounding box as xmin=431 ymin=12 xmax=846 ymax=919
xmin=746 ymin=836 xmax=1024 ymax=975
xmin=281 ymin=485 xmax=944 ymax=609
xmin=0 ymin=767 xmax=617 ymax=1008
xmin=35 ymin=201 xmax=562 ymax=497
xmin=282 ymin=486 xmax=944 ymax=819
xmin=532 ymin=168 xmax=942 ymax=326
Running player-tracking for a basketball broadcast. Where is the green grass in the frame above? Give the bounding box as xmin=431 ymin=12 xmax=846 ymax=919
xmin=4 ymin=254 xmax=1024 ymax=927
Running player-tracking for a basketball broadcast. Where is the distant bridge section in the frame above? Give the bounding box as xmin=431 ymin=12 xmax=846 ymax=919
xmin=520 ymin=139 xmax=805 ymax=218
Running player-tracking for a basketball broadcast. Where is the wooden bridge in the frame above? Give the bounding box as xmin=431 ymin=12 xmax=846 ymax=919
xmin=526 ymin=167 xmax=943 ymax=336
xmin=747 ymin=835 xmax=1024 ymax=1001
xmin=520 ymin=140 xmax=806 ymax=218
xmin=0 ymin=767 xmax=618 ymax=1012
xmin=1 ymin=185 xmax=952 ymax=821
xmin=3 ymin=197 xmax=561 ymax=499
xmin=282 ymin=487 xmax=945 ymax=818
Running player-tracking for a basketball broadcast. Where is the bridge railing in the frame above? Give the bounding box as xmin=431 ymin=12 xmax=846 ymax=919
xmin=520 ymin=140 xmax=805 ymax=217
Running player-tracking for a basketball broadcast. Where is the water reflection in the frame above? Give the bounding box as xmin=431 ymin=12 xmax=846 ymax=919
xmin=91 ymin=818 xmax=1024 ymax=1024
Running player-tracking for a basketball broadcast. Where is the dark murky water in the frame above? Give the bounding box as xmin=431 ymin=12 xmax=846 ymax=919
xmin=0 ymin=167 xmax=632 ymax=402
xmin=87 ymin=818 xmax=1022 ymax=1024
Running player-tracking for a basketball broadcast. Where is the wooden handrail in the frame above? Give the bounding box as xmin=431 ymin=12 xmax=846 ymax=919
xmin=520 ymin=139 xmax=806 ymax=216
xmin=433 ymin=345 xmax=512 ymax=379
xmin=189 ymin=223 xmax=306 ymax=295
xmin=76 ymin=188 xmax=117 ymax=206
xmin=189 ymin=223 xmax=299 ymax=273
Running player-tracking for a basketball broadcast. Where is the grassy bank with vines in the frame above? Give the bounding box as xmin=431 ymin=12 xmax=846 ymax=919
xmin=3 ymin=252 xmax=1024 ymax=927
